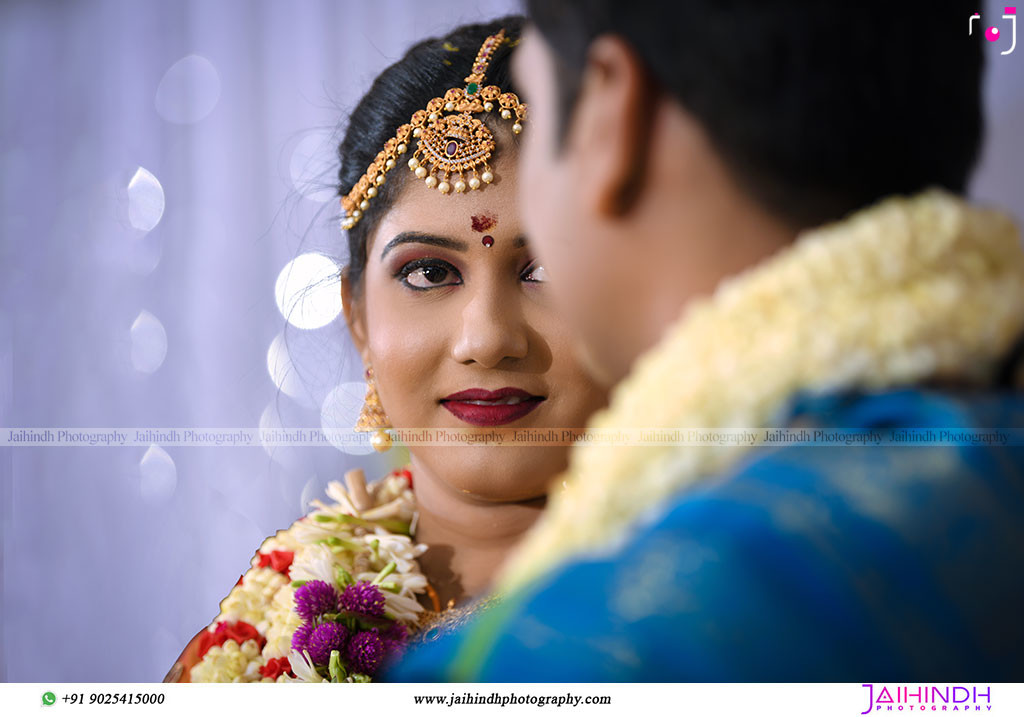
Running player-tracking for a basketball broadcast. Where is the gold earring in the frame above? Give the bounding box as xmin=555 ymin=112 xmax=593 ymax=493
xmin=354 ymin=365 xmax=393 ymax=452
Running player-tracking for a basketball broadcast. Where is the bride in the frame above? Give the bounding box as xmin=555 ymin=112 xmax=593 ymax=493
xmin=165 ymin=16 xmax=607 ymax=682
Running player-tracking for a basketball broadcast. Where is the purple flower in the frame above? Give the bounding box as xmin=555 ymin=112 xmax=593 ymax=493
xmin=338 ymin=582 xmax=386 ymax=617
xmin=290 ymin=622 xmax=314 ymax=653
xmin=346 ymin=630 xmax=385 ymax=675
xmin=293 ymin=580 xmax=340 ymax=621
xmin=305 ymin=622 xmax=349 ymax=665
xmin=380 ymin=622 xmax=408 ymax=657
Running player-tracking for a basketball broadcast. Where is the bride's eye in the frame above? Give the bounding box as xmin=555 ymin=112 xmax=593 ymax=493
xmin=521 ymin=261 xmax=548 ymax=283
xmin=397 ymin=258 xmax=462 ymax=290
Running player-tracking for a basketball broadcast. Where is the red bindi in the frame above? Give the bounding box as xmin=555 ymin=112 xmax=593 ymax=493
xmin=471 ymin=214 xmax=497 ymax=232
xmin=481 ymin=235 xmax=494 ymax=248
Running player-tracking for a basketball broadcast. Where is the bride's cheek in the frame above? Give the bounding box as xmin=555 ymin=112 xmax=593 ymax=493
xmin=366 ymin=315 xmax=449 ymax=426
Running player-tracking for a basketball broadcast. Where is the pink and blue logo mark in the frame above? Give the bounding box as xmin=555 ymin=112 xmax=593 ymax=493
xmin=970 ymin=7 xmax=1017 ymax=55
xmin=860 ymin=685 xmax=993 ymax=714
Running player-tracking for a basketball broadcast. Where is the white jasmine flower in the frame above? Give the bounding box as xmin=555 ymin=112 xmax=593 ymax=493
xmin=371 ymin=529 xmax=427 ymax=573
xmin=323 ymin=480 xmax=358 ymax=514
xmin=382 ymin=590 xmax=425 ymax=624
xmin=288 ymin=649 xmax=326 ymax=683
xmin=289 ymin=543 xmax=339 ymax=585
xmin=217 ymin=568 xmax=287 ymax=625
xmin=190 ymin=639 xmax=263 ymax=683
xmin=261 ymin=584 xmax=303 ymax=659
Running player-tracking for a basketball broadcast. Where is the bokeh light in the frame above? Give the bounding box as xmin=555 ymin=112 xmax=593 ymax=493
xmin=155 ymin=54 xmax=221 ymax=124
xmin=274 ymin=252 xmax=343 ymax=330
xmin=130 ymin=309 xmax=168 ymax=373
xmin=258 ymin=400 xmax=306 ymax=471
xmin=139 ymin=444 xmax=177 ymax=504
xmin=290 ymin=130 xmax=338 ymax=203
xmin=320 ymin=381 xmax=374 ymax=455
xmin=127 ymin=167 xmax=165 ymax=232
xmin=266 ymin=332 xmax=317 ymax=408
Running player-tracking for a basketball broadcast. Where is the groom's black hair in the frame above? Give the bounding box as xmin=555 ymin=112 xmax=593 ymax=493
xmin=525 ymin=1 xmax=986 ymax=230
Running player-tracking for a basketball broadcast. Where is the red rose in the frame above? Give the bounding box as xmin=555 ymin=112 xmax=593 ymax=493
xmin=257 ymin=550 xmax=294 ymax=577
xmin=258 ymin=656 xmax=296 ymax=680
xmin=223 ymin=620 xmax=264 ymax=648
xmin=197 ymin=620 xmax=267 ymax=660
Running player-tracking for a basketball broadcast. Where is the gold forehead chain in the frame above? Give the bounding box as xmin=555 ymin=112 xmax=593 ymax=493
xmin=340 ymin=29 xmax=527 ymax=230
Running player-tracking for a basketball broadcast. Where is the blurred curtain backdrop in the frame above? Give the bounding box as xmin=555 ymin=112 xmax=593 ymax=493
xmin=0 ymin=0 xmax=1020 ymax=682
xmin=0 ymin=0 xmax=516 ymax=681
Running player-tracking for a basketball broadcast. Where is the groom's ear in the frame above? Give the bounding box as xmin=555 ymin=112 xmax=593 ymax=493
xmin=568 ymin=34 xmax=656 ymax=219
xmin=341 ymin=269 xmax=368 ymax=360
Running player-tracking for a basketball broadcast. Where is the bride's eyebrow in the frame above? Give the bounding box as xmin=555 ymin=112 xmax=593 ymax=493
xmin=379 ymin=232 xmax=468 ymax=259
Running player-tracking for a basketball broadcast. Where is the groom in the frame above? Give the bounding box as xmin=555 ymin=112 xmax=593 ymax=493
xmin=388 ymin=2 xmax=1024 ymax=680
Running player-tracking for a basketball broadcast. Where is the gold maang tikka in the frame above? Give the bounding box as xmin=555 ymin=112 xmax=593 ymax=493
xmin=340 ymin=29 xmax=526 ymax=230
xmin=354 ymin=365 xmax=393 ymax=452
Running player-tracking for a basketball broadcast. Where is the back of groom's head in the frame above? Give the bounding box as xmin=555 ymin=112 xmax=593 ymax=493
xmin=526 ymin=1 xmax=985 ymax=230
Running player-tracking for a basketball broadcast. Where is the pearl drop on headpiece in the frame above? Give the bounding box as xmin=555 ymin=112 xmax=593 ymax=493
xmin=370 ymin=431 xmax=392 ymax=452
xmin=340 ymin=29 xmax=527 ymax=231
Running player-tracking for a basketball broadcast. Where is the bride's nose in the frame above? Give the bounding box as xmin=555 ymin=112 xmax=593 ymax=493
xmin=450 ymin=282 xmax=529 ymax=368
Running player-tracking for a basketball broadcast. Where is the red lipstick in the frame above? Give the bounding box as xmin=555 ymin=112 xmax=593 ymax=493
xmin=440 ymin=387 xmax=544 ymax=427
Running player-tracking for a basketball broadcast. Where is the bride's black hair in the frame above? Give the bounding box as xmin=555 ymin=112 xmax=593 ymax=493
xmin=338 ymin=15 xmax=525 ymax=292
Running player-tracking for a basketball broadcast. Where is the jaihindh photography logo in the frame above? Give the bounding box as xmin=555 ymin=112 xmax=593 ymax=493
xmin=861 ymin=685 xmax=993 ymax=713
xmin=970 ymin=7 xmax=1017 ymax=54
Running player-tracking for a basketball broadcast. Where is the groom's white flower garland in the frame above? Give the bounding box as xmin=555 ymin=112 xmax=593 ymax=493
xmin=500 ymin=189 xmax=1024 ymax=590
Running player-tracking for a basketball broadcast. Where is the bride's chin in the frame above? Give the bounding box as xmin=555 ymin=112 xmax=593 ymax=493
xmin=411 ymin=443 xmax=569 ymax=503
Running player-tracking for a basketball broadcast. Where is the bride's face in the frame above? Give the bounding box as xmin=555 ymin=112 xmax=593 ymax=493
xmin=345 ymin=152 xmax=607 ymax=502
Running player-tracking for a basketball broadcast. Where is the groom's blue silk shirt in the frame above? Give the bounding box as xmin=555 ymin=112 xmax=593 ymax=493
xmin=386 ymin=388 xmax=1024 ymax=681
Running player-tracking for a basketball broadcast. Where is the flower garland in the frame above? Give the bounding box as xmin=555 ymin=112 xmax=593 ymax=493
xmin=190 ymin=467 xmax=428 ymax=682
xmin=499 ymin=189 xmax=1024 ymax=591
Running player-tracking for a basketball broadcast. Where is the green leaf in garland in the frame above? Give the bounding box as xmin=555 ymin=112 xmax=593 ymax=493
xmin=334 ymin=565 xmax=353 ymax=590
xmin=328 ymin=649 xmax=346 ymax=683
xmin=371 ymin=561 xmax=397 ymax=585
